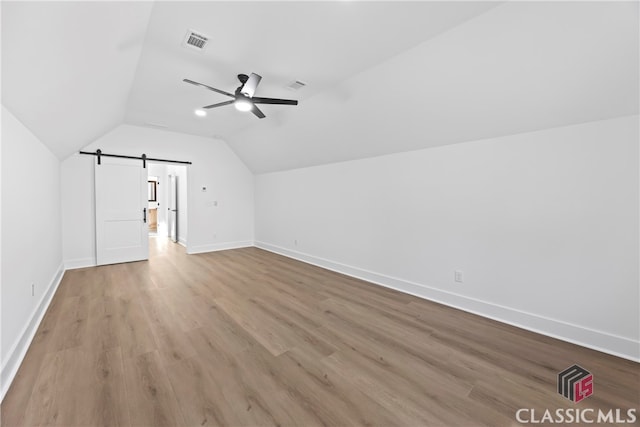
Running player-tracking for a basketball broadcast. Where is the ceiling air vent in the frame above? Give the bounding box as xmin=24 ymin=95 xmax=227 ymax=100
xmin=286 ymin=80 xmax=307 ymax=91
xmin=182 ymin=29 xmax=209 ymax=52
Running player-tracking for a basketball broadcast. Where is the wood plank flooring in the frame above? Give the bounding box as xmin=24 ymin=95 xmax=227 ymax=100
xmin=2 ymin=237 xmax=638 ymax=426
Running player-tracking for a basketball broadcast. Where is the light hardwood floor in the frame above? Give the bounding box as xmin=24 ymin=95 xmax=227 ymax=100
xmin=2 ymin=238 xmax=638 ymax=426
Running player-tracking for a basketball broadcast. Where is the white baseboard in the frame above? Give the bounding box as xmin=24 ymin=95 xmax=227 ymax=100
xmin=187 ymin=240 xmax=254 ymax=255
xmin=1 ymin=263 xmax=65 ymax=401
xmin=64 ymin=257 xmax=96 ymax=270
xmin=254 ymin=241 xmax=640 ymax=363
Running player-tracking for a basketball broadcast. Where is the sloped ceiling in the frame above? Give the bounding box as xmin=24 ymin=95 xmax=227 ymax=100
xmin=124 ymin=1 xmax=500 ymax=139
xmin=1 ymin=1 xmax=154 ymax=159
xmin=231 ymin=1 xmax=640 ymax=173
xmin=2 ymin=1 xmax=638 ymax=173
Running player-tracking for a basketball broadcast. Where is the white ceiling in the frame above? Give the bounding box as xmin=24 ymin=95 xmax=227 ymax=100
xmin=1 ymin=1 xmax=154 ymax=159
xmin=2 ymin=1 xmax=638 ymax=173
xmin=124 ymin=1 xmax=500 ymax=139
xmin=230 ymin=1 xmax=640 ymax=172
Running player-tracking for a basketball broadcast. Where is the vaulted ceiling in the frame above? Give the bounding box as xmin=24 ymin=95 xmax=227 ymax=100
xmin=2 ymin=1 xmax=638 ymax=173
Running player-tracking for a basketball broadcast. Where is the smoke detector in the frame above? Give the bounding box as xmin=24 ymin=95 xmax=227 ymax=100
xmin=286 ymin=80 xmax=307 ymax=91
xmin=182 ymin=29 xmax=210 ymax=52
xmin=144 ymin=122 xmax=169 ymax=129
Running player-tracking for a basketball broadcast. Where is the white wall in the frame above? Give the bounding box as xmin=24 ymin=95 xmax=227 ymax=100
xmin=61 ymin=151 xmax=95 ymax=266
xmin=255 ymin=115 xmax=640 ymax=361
xmin=62 ymin=124 xmax=254 ymax=267
xmin=1 ymin=105 xmax=64 ymax=399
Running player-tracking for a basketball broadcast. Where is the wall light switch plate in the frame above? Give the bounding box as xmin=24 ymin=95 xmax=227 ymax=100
xmin=454 ymin=270 xmax=464 ymax=283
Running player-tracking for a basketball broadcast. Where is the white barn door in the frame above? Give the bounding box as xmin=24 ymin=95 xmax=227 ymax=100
xmin=95 ymin=157 xmax=149 ymax=265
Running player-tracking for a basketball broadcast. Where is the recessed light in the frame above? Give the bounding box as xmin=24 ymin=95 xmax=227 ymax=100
xmin=194 ymin=109 xmax=207 ymax=117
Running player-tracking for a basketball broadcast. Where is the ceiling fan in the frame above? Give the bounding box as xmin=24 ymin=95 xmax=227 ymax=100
xmin=183 ymin=73 xmax=298 ymax=119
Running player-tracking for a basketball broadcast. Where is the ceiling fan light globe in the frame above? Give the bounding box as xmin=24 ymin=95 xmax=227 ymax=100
xmin=234 ymin=98 xmax=253 ymax=112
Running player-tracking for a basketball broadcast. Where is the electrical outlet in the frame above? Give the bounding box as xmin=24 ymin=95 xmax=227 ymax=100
xmin=294 ymin=239 xmax=298 ymax=246
xmin=454 ymin=270 xmax=464 ymax=283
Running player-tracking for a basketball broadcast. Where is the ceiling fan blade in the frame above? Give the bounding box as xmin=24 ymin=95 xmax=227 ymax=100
xmin=183 ymin=78 xmax=234 ymax=98
xmin=203 ymin=100 xmax=235 ymax=109
xmin=241 ymin=73 xmax=262 ymax=97
xmin=252 ymin=104 xmax=266 ymax=119
xmin=251 ymin=97 xmax=298 ymax=106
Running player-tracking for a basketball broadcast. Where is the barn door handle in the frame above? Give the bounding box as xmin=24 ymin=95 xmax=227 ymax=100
xmin=143 ymin=208 xmax=147 ymax=223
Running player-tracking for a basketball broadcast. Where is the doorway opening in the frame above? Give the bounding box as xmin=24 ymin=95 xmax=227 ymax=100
xmin=147 ymin=176 xmax=159 ymax=235
xmin=147 ymin=163 xmax=189 ymax=257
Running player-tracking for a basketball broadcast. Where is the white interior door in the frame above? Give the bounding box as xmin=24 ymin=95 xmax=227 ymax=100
xmin=95 ymin=157 xmax=149 ymax=265
xmin=168 ymin=174 xmax=178 ymax=243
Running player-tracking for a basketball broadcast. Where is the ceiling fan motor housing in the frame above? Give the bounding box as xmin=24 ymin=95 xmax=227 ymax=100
xmin=236 ymin=74 xmax=249 ymax=95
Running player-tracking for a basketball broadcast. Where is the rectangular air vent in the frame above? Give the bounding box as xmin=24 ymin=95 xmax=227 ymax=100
xmin=182 ymin=29 xmax=209 ymax=51
xmin=286 ymin=80 xmax=307 ymax=91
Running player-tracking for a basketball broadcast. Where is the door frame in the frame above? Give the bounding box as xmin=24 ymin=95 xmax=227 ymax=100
xmin=146 ymin=161 xmax=191 ymax=249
